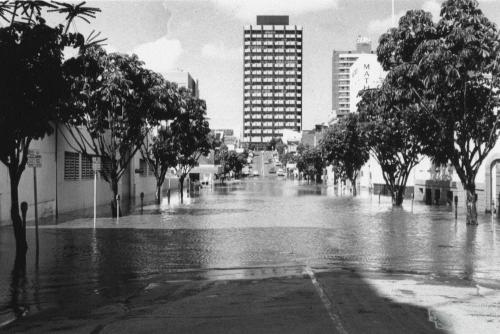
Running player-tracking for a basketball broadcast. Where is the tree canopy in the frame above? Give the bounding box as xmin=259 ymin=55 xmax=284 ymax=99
xmin=0 ymin=0 xmax=90 ymax=256
xmin=358 ymin=83 xmax=422 ymax=205
xmin=164 ymin=89 xmax=211 ymax=201
xmin=296 ymin=146 xmax=324 ymax=182
xmin=61 ymin=46 xmax=173 ymax=214
xmin=377 ymin=0 xmax=500 ymax=223
xmin=320 ymin=114 xmax=370 ymax=196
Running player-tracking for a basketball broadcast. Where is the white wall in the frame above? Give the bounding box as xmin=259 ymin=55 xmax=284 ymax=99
xmin=0 ymin=135 xmax=57 ymax=224
xmin=0 ymin=125 xmax=162 ymax=226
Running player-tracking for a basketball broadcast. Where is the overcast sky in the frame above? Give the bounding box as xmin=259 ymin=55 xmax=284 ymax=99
xmin=72 ymin=0 xmax=500 ymax=135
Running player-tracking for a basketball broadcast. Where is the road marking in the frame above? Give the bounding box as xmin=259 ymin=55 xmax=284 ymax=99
xmin=304 ymin=266 xmax=348 ymax=334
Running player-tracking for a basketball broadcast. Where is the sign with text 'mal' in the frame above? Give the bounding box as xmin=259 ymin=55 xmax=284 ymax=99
xmin=27 ymin=150 xmax=42 ymax=168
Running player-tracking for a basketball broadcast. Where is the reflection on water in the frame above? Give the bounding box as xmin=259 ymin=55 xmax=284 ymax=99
xmin=1 ymin=179 xmax=500 ymax=321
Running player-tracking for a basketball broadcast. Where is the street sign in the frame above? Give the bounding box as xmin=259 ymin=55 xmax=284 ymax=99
xmin=92 ymin=157 xmax=102 ymax=228
xmin=27 ymin=150 xmax=41 ymax=240
xmin=92 ymin=156 xmax=102 ymax=172
xmin=27 ymin=150 xmax=42 ymax=168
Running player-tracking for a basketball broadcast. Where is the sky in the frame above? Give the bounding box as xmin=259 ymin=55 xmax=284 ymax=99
xmin=63 ymin=0 xmax=500 ymax=136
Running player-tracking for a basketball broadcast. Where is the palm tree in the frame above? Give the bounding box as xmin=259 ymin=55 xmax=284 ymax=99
xmin=50 ymin=1 xmax=101 ymax=33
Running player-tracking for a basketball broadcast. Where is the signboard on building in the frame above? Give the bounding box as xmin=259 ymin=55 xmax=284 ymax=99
xmin=349 ymin=54 xmax=386 ymax=113
xmin=27 ymin=150 xmax=42 ymax=168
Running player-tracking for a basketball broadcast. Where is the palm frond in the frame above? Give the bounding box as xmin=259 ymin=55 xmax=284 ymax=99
xmin=84 ymin=29 xmax=107 ymax=48
xmin=0 ymin=1 xmax=14 ymax=23
xmin=49 ymin=1 xmax=100 ymax=32
xmin=19 ymin=1 xmax=56 ymax=16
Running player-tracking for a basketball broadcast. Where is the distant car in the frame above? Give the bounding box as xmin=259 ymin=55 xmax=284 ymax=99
xmin=252 ymin=170 xmax=260 ymax=177
xmin=269 ymin=167 xmax=276 ymax=174
xmin=277 ymin=168 xmax=285 ymax=176
xmin=275 ymin=161 xmax=282 ymax=167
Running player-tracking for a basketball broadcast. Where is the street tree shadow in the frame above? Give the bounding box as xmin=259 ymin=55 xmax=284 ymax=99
xmin=314 ymin=269 xmax=449 ymax=334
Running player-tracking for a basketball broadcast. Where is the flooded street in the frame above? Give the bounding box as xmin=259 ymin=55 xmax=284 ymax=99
xmin=1 ymin=179 xmax=500 ymax=332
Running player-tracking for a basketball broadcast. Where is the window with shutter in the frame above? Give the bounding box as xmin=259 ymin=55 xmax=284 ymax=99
xmin=81 ymin=155 xmax=94 ymax=179
xmin=64 ymin=152 xmax=79 ymax=180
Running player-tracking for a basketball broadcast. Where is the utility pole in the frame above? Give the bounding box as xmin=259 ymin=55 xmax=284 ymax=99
xmin=261 ymin=150 xmax=264 ymax=176
xmin=392 ymin=0 xmax=395 ymax=26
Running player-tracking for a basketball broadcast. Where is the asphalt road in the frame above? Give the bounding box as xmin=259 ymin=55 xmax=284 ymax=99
xmin=2 ymin=268 xmax=447 ymax=334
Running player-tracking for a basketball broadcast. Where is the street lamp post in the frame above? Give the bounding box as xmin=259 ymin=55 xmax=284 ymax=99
xmin=261 ymin=150 xmax=264 ymax=176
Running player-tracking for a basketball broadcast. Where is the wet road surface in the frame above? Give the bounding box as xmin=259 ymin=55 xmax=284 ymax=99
xmin=1 ymin=178 xmax=500 ymax=333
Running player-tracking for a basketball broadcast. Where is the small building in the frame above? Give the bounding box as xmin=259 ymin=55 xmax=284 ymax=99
xmin=282 ymin=129 xmax=302 ymax=152
xmin=191 ymin=149 xmax=221 ymax=185
xmin=163 ymin=69 xmax=199 ymax=98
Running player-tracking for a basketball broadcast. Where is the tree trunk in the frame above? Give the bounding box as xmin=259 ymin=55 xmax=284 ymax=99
xmin=466 ymin=187 xmax=478 ymax=225
xmin=156 ymin=182 xmax=162 ymax=205
xmin=9 ymin=167 xmax=27 ymax=257
xmin=392 ymin=186 xmax=405 ymax=206
xmin=110 ymin=177 xmax=121 ymax=217
xmin=11 ymin=249 xmax=27 ymax=318
xmin=351 ymin=176 xmax=357 ymax=196
xmin=179 ymin=176 xmax=185 ymax=204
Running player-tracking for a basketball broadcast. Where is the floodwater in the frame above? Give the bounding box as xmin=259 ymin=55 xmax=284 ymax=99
xmin=1 ymin=178 xmax=500 ymax=325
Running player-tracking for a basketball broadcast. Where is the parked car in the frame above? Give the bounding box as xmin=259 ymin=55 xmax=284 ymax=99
xmin=269 ymin=167 xmax=276 ymax=174
xmin=276 ymin=161 xmax=282 ymax=167
xmin=252 ymin=170 xmax=260 ymax=177
xmin=277 ymin=168 xmax=285 ymax=176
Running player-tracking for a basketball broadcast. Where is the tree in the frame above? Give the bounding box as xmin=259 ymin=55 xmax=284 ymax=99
xmin=220 ymin=151 xmax=246 ymax=179
xmin=167 ymin=90 xmax=211 ymax=203
xmin=377 ymin=0 xmax=500 ymax=224
xmin=276 ymin=140 xmax=287 ymax=160
xmin=320 ymin=114 xmax=370 ymax=196
xmin=214 ymin=143 xmax=228 ymax=165
xmin=358 ymin=85 xmax=422 ymax=206
xmin=296 ymin=146 xmax=324 ymax=183
xmin=296 ymin=143 xmax=307 ymax=155
xmin=281 ymin=151 xmax=297 ymax=166
xmin=141 ymin=124 xmax=177 ymax=204
xmin=0 ymin=1 xmax=90 ymax=256
xmin=267 ymin=137 xmax=277 ymax=151
xmin=139 ymin=81 xmax=181 ymax=204
xmin=61 ymin=47 xmax=168 ymax=216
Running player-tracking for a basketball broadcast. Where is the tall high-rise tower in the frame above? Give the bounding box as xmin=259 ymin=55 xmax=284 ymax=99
xmin=243 ymin=15 xmax=303 ymax=149
xmin=331 ymin=36 xmax=372 ymax=120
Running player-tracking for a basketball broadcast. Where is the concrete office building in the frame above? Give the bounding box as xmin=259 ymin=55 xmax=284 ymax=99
xmin=243 ymin=15 xmax=303 ymax=149
xmin=331 ymin=36 xmax=372 ymax=120
xmin=163 ymin=70 xmax=199 ymax=98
